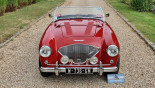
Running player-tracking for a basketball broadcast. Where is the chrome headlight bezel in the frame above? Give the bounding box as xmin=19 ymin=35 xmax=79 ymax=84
xmin=107 ymin=45 xmax=119 ymax=57
xmin=40 ymin=45 xmax=52 ymax=58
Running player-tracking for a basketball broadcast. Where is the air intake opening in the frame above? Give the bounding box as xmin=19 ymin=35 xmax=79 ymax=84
xmin=58 ymin=44 xmax=99 ymax=63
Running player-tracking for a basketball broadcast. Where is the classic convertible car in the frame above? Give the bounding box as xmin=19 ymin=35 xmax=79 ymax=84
xmin=39 ymin=6 xmax=120 ymax=77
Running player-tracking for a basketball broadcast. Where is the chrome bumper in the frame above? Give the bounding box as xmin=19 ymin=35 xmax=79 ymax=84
xmin=40 ymin=67 xmax=118 ymax=76
xmin=40 ymin=61 xmax=118 ymax=76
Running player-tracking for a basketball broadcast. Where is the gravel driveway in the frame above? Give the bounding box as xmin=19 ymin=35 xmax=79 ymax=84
xmin=0 ymin=0 xmax=155 ymax=88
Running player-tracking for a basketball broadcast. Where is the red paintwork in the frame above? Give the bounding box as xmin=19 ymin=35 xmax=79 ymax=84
xmin=39 ymin=19 xmax=120 ymax=68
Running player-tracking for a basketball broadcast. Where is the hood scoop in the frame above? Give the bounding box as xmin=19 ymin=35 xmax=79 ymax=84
xmin=61 ymin=22 xmax=97 ymax=37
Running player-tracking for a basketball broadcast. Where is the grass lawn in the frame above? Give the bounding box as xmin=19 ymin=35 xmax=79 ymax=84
xmin=0 ymin=0 xmax=65 ymax=43
xmin=107 ymin=0 xmax=155 ymax=43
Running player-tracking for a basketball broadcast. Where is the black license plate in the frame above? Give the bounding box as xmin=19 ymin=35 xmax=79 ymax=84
xmin=66 ymin=68 xmax=93 ymax=74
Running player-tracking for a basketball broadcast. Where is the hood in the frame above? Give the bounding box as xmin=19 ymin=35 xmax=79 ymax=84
xmin=60 ymin=22 xmax=97 ymax=37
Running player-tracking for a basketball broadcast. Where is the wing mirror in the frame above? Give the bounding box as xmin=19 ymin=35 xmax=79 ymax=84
xmin=105 ymin=13 xmax=110 ymax=17
xmin=49 ymin=13 xmax=53 ymax=18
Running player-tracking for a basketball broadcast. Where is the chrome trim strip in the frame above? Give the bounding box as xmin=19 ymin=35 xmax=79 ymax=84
xmin=102 ymin=64 xmax=111 ymax=66
xmin=47 ymin=64 xmax=56 ymax=65
xmin=47 ymin=64 xmax=111 ymax=66
xmin=59 ymin=64 xmax=98 ymax=66
xmin=74 ymin=40 xmax=84 ymax=42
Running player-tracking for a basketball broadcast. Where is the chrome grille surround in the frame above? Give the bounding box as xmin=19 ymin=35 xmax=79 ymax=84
xmin=58 ymin=44 xmax=99 ymax=63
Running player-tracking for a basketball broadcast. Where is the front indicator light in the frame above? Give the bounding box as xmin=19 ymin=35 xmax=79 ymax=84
xmin=110 ymin=59 xmax=114 ymax=64
xmin=60 ymin=56 xmax=69 ymax=64
xmin=90 ymin=57 xmax=98 ymax=65
xmin=44 ymin=60 xmax=48 ymax=64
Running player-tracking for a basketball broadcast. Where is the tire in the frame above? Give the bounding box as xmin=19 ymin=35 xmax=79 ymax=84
xmin=103 ymin=56 xmax=120 ymax=76
xmin=39 ymin=58 xmax=51 ymax=77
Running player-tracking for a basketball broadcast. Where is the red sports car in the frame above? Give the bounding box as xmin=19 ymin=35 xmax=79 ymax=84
xmin=39 ymin=6 xmax=120 ymax=77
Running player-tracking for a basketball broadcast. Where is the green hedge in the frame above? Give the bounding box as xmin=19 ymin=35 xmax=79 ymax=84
xmin=18 ymin=0 xmax=40 ymax=7
xmin=18 ymin=0 xmax=28 ymax=7
xmin=0 ymin=0 xmax=40 ymax=16
xmin=0 ymin=0 xmax=7 ymax=16
xmin=131 ymin=0 xmax=153 ymax=12
xmin=5 ymin=0 xmax=18 ymax=12
xmin=32 ymin=0 xmax=40 ymax=4
xmin=28 ymin=0 xmax=32 ymax=5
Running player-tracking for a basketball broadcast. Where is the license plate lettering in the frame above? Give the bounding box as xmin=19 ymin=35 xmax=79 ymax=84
xmin=71 ymin=69 xmax=75 ymax=73
xmin=82 ymin=69 xmax=85 ymax=73
xmin=66 ymin=68 xmax=92 ymax=74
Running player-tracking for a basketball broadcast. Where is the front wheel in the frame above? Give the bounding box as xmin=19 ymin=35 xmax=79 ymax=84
xmin=39 ymin=58 xmax=51 ymax=77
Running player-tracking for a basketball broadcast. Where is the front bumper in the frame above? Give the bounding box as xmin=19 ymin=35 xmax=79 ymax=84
xmin=40 ymin=67 xmax=118 ymax=76
xmin=40 ymin=61 xmax=118 ymax=76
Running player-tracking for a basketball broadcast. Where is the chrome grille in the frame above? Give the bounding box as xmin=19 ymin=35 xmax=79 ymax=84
xmin=58 ymin=44 xmax=99 ymax=63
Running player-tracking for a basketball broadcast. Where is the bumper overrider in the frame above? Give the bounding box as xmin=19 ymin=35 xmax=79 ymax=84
xmin=40 ymin=61 xmax=118 ymax=76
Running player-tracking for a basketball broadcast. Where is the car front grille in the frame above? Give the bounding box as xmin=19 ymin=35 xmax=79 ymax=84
xmin=58 ymin=44 xmax=99 ymax=63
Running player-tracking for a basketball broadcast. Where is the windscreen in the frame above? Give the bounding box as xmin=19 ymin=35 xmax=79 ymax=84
xmin=53 ymin=6 xmax=105 ymax=21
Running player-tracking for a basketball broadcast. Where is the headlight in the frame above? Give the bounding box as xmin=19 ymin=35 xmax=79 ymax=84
xmin=107 ymin=45 xmax=119 ymax=57
xmin=90 ymin=57 xmax=98 ymax=65
xmin=60 ymin=56 xmax=69 ymax=64
xmin=40 ymin=46 xmax=52 ymax=57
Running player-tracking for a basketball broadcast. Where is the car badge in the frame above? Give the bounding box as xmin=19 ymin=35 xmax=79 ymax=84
xmin=74 ymin=40 xmax=84 ymax=42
